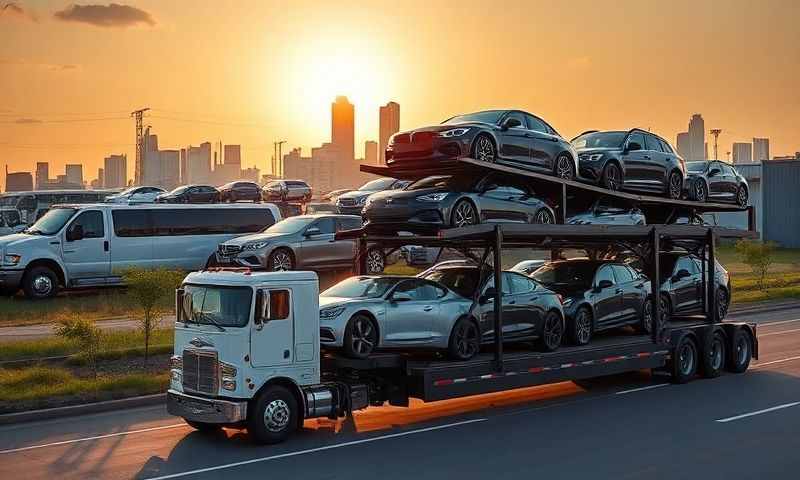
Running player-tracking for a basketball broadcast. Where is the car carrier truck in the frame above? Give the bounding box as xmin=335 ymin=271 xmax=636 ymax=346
xmin=167 ymin=223 xmax=758 ymax=445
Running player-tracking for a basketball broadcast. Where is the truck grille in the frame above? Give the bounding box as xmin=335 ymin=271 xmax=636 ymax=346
xmin=182 ymin=350 xmax=219 ymax=394
xmin=218 ymin=244 xmax=241 ymax=256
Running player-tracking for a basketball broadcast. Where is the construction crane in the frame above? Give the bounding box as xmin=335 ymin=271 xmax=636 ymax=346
xmin=131 ymin=108 xmax=150 ymax=185
xmin=709 ymin=128 xmax=722 ymax=161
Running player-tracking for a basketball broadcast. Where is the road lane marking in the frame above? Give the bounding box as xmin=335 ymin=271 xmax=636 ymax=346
xmin=752 ymin=355 xmax=800 ymax=369
xmin=615 ymin=383 xmax=670 ymax=395
xmin=716 ymin=402 xmax=800 ymax=423
xmin=758 ymin=318 xmax=800 ymax=328
xmin=759 ymin=327 xmax=800 ymax=338
xmin=0 ymin=423 xmax=187 ymax=455
xmin=143 ymin=418 xmax=487 ymax=480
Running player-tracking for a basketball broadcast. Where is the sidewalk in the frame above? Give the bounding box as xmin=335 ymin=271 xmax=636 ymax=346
xmin=0 ymin=315 xmax=176 ymax=343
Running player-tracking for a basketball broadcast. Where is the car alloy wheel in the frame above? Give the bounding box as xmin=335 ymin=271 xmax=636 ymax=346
xmin=534 ymin=209 xmax=554 ymax=224
xmin=350 ymin=316 xmax=377 ymax=357
xmin=603 ymin=163 xmax=621 ymax=191
xmin=365 ymin=249 xmax=385 ymax=274
xmin=453 ymin=321 xmax=479 ymax=359
xmin=737 ymin=186 xmax=748 ymax=207
xmin=271 ymin=250 xmax=293 ymax=271
xmin=659 ymin=294 xmax=671 ymax=324
xmin=575 ymin=309 xmax=592 ymax=345
xmin=452 ymin=200 xmax=478 ymax=227
xmin=642 ymin=298 xmax=653 ymax=333
xmin=694 ymin=180 xmax=707 ymax=202
xmin=668 ymin=171 xmax=683 ymax=199
xmin=555 ymin=155 xmax=574 ymax=180
xmin=542 ymin=312 xmax=563 ymax=351
xmin=263 ymin=399 xmax=291 ymax=433
xmin=474 ymin=136 xmax=496 ymax=163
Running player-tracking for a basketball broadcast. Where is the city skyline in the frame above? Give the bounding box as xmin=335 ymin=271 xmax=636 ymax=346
xmin=1 ymin=0 xmax=799 ymax=189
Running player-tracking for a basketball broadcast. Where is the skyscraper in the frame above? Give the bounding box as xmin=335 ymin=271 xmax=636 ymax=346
xmin=753 ymin=138 xmax=770 ymax=162
xmin=65 ymin=164 xmax=83 ymax=186
xmin=224 ymin=145 xmax=242 ymax=166
xmin=676 ymin=132 xmax=690 ymax=160
xmin=104 ymin=154 xmax=127 ymax=188
xmin=186 ymin=142 xmax=212 ymax=184
xmin=365 ymin=141 xmax=378 ymax=165
xmin=732 ymin=142 xmax=753 ymax=164
xmin=331 ymin=96 xmax=355 ymax=164
xmin=35 ymin=162 xmax=49 ymax=189
xmin=379 ymin=101 xmax=400 ymax=164
xmin=687 ymin=114 xmax=705 ymax=161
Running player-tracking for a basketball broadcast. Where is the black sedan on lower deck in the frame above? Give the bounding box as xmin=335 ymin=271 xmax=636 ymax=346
xmin=363 ymin=173 xmax=556 ymax=229
xmin=530 ymin=259 xmax=653 ymax=345
xmin=684 ymin=160 xmax=749 ymax=206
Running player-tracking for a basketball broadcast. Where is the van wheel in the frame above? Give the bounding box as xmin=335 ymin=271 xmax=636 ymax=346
xmin=248 ymin=385 xmax=298 ymax=444
xmin=22 ymin=266 xmax=59 ymax=299
xmin=727 ymin=329 xmax=752 ymax=373
xmin=671 ymin=335 xmax=698 ymax=384
xmin=185 ymin=419 xmax=222 ymax=433
xmin=448 ymin=317 xmax=480 ymax=360
xmin=702 ymin=331 xmax=726 ymax=378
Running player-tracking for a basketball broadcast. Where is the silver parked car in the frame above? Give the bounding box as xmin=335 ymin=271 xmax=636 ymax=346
xmin=216 ymin=214 xmax=386 ymax=273
xmin=262 ymin=180 xmax=313 ymax=203
xmin=319 ymin=270 xmax=565 ymax=360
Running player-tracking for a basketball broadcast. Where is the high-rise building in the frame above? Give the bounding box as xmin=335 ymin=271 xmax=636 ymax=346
xmin=676 ymin=132 xmax=690 ymax=160
xmin=379 ymin=101 xmax=400 ymax=164
xmin=104 ymin=154 xmax=127 ymax=188
xmin=35 ymin=162 xmax=49 ymax=189
xmin=4 ymin=167 xmax=33 ymax=192
xmin=732 ymin=142 xmax=753 ymax=164
xmin=159 ymin=150 xmax=181 ymax=189
xmin=332 ymin=96 xmax=355 ymax=164
xmin=365 ymin=141 xmax=378 ymax=165
xmin=97 ymin=168 xmax=104 ymax=188
xmin=65 ymin=164 xmax=83 ymax=186
xmin=687 ymin=114 xmax=705 ymax=161
xmin=224 ymin=145 xmax=242 ymax=166
xmin=753 ymin=138 xmax=770 ymax=162
xmin=283 ymin=148 xmax=312 ymax=182
xmin=186 ymin=142 xmax=212 ymax=184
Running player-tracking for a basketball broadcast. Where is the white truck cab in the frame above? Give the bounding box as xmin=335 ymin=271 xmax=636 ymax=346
xmin=168 ymin=269 xmax=369 ymax=444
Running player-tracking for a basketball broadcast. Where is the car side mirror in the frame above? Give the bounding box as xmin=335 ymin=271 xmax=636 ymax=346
xmin=595 ymin=279 xmax=613 ymax=291
xmin=625 ymin=142 xmax=642 ymax=153
xmin=673 ymin=269 xmax=690 ymax=281
xmin=254 ymin=289 xmax=268 ymax=328
xmin=391 ymin=292 xmax=413 ymax=302
xmin=501 ymin=117 xmax=521 ymax=131
xmin=304 ymin=227 xmax=321 ymax=237
xmin=66 ymin=224 xmax=84 ymax=242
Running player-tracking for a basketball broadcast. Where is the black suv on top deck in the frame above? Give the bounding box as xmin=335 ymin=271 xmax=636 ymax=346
xmin=572 ymin=129 xmax=687 ymax=199
xmin=386 ymin=109 xmax=579 ymax=180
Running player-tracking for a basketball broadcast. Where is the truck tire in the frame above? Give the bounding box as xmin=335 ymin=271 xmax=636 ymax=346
xmin=701 ymin=331 xmax=726 ymax=378
xmin=184 ymin=419 xmax=222 ymax=433
xmin=670 ymin=335 xmax=698 ymax=384
xmin=248 ymin=385 xmax=298 ymax=444
xmin=22 ymin=266 xmax=59 ymax=299
xmin=727 ymin=329 xmax=752 ymax=374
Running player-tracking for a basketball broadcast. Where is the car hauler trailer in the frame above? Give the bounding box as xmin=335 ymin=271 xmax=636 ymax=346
xmin=167 ymin=222 xmax=757 ymax=445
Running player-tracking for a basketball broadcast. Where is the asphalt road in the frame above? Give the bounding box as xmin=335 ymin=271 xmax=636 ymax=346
xmin=2 ymin=307 xmax=799 ymax=480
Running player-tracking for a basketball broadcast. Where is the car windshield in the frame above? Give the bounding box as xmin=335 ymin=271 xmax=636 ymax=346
xmin=182 ymin=284 xmax=253 ymax=328
xmin=686 ymin=162 xmax=709 ymax=173
xmin=421 ymin=267 xmax=484 ymax=298
xmin=532 ymin=262 xmax=597 ymax=288
xmin=572 ymin=132 xmax=627 ymax=149
xmin=263 ymin=216 xmax=315 ymax=234
xmin=24 ymin=207 xmax=77 ymax=235
xmin=358 ymin=178 xmax=395 ymax=191
xmin=321 ymin=276 xmax=399 ymax=299
xmin=442 ymin=111 xmax=503 ymax=125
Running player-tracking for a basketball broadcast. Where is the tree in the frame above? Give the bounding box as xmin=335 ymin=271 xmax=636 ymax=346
xmin=56 ymin=316 xmax=103 ymax=379
xmin=735 ymin=239 xmax=777 ymax=291
xmin=123 ymin=268 xmax=185 ymax=365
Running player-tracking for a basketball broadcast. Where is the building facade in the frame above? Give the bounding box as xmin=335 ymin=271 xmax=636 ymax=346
xmin=365 ymin=140 xmax=378 ymax=165
xmin=104 ymin=154 xmax=127 ymax=188
xmin=186 ymin=142 xmax=212 ymax=184
xmin=332 ymin=96 xmax=355 ymax=164
xmin=687 ymin=114 xmax=705 ymax=161
xmin=65 ymin=164 xmax=83 ymax=186
xmin=753 ymin=138 xmax=769 ymax=163
xmin=35 ymin=162 xmax=49 ymax=189
xmin=379 ymin=101 xmax=400 ymax=164
xmin=676 ymin=132 xmax=690 ymax=160
xmin=732 ymin=142 xmax=753 ymax=164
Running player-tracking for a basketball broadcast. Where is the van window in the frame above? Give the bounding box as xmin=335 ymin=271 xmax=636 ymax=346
xmin=112 ymin=210 xmax=153 ymax=237
xmin=70 ymin=211 xmax=104 ymax=239
xmin=151 ymin=208 xmax=276 ymax=236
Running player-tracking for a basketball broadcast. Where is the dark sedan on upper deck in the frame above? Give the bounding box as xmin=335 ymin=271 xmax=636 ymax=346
xmin=683 ymin=160 xmax=749 ymax=206
xmin=386 ymin=109 xmax=578 ymax=180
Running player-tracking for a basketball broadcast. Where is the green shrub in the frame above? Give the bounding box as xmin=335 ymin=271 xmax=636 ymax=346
xmin=735 ymin=239 xmax=777 ymax=291
xmin=55 ymin=316 xmax=102 ymax=379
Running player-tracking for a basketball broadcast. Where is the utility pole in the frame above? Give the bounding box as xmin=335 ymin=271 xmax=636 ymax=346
xmin=709 ymin=129 xmax=722 ymax=161
xmin=131 ymin=108 xmax=150 ymax=185
xmin=273 ymin=140 xmax=286 ymax=177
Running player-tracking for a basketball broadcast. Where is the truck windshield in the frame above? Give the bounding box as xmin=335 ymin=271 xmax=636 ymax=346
xmin=321 ymin=276 xmax=398 ymax=299
xmin=182 ymin=285 xmax=253 ymax=328
xmin=24 ymin=207 xmax=77 ymax=235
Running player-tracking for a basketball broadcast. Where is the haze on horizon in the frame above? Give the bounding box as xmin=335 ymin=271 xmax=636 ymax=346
xmin=1 ymin=0 xmax=798 ymax=188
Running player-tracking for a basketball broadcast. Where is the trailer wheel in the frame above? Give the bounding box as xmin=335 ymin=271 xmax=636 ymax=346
xmin=448 ymin=317 xmax=480 ymax=360
xmin=569 ymin=307 xmax=593 ymax=346
xmin=701 ymin=331 xmax=726 ymax=378
xmin=727 ymin=329 xmax=752 ymax=374
xmin=184 ymin=419 xmax=222 ymax=433
xmin=671 ymin=336 xmax=698 ymax=384
xmin=537 ymin=310 xmax=564 ymax=352
xmin=248 ymin=385 xmax=298 ymax=444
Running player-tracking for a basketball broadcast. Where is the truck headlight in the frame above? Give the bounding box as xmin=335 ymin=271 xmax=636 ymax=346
xmin=3 ymin=254 xmax=20 ymax=266
xmin=220 ymin=361 xmax=237 ymax=391
xmin=320 ymin=306 xmax=346 ymax=319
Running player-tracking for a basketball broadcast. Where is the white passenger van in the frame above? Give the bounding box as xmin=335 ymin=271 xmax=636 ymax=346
xmin=0 ymin=203 xmax=281 ymax=298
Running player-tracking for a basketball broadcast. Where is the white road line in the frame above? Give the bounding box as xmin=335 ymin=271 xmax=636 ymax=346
xmin=752 ymin=355 xmax=800 ymax=369
xmin=757 ymin=318 xmax=800 ymax=328
xmin=615 ymin=383 xmax=670 ymax=395
xmin=0 ymin=423 xmax=187 ymax=455
xmin=759 ymin=327 xmax=800 ymax=337
xmin=716 ymin=402 xmax=800 ymax=423
xmin=143 ymin=418 xmax=487 ymax=480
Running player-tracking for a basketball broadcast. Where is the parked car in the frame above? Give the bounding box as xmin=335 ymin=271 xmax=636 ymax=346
xmin=684 ymin=160 xmax=749 ymax=206
xmin=0 ymin=203 xmax=281 ymax=299
xmin=629 ymin=252 xmax=731 ymax=323
xmin=322 ymin=189 xmax=354 ymax=203
xmin=530 ymin=259 xmax=653 ymax=345
xmin=105 ymin=186 xmax=165 ymax=204
xmin=571 ymin=129 xmax=686 ymax=199
xmin=386 ymin=109 xmax=578 ymax=180
xmin=320 ymin=271 xmax=565 ymax=360
xmin=218 ymin=181 xmax=262 ymax=203
xmin=306 ymin=203 xmax=339 ymax=214
xmin=336 ymin=177 xmax=409 ymax=215
xmin=155 ymin=185 xmax=220 ymax=204
xmin=363 ymin=173 xmax=556 ymax=229
xmin=510 ymin=259 xmax=547 ymax=276
xmin=567 ymin=198 xmax=646 ymax=225
xmin=216 ymin=214 xmax=386 ymax=274
xmin=262 ymin=180 xmax=313 ymax=203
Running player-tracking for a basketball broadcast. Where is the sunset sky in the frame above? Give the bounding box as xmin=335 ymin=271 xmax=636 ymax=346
xmin=1 ymin=0 xmax=798 ymax=189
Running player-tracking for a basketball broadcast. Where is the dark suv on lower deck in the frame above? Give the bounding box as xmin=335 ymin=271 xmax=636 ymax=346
xmin=572 ymin=129 xmax=687 ymax=199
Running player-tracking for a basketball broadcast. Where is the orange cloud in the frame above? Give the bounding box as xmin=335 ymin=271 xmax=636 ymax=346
xmin=54 ymin=3 xmax=155 ymax=28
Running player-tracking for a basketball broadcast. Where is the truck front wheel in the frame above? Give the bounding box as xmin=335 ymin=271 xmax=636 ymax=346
xmin=248 ymin=385 xmax=298 ymax=444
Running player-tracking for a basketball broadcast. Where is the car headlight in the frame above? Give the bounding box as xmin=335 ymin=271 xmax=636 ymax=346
xmin=320 ymin=306 xmax=346 ymax=319
xmin=579 ymin=153 xmax=604 ymax=162
xmin=355 ymin=196 xmax=368 ymax=206
xmin=438 ymin=128 xmax=471 ymax=138
xmin=417 ymin=193 xmax=448 ymax=202
xmin=561 ymin=296 xmax=574 ymax=306
xmin=243 ymin=241 xmax=269 ymax=250
xmin=3 ymin=254 xmax=21 ymax=266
